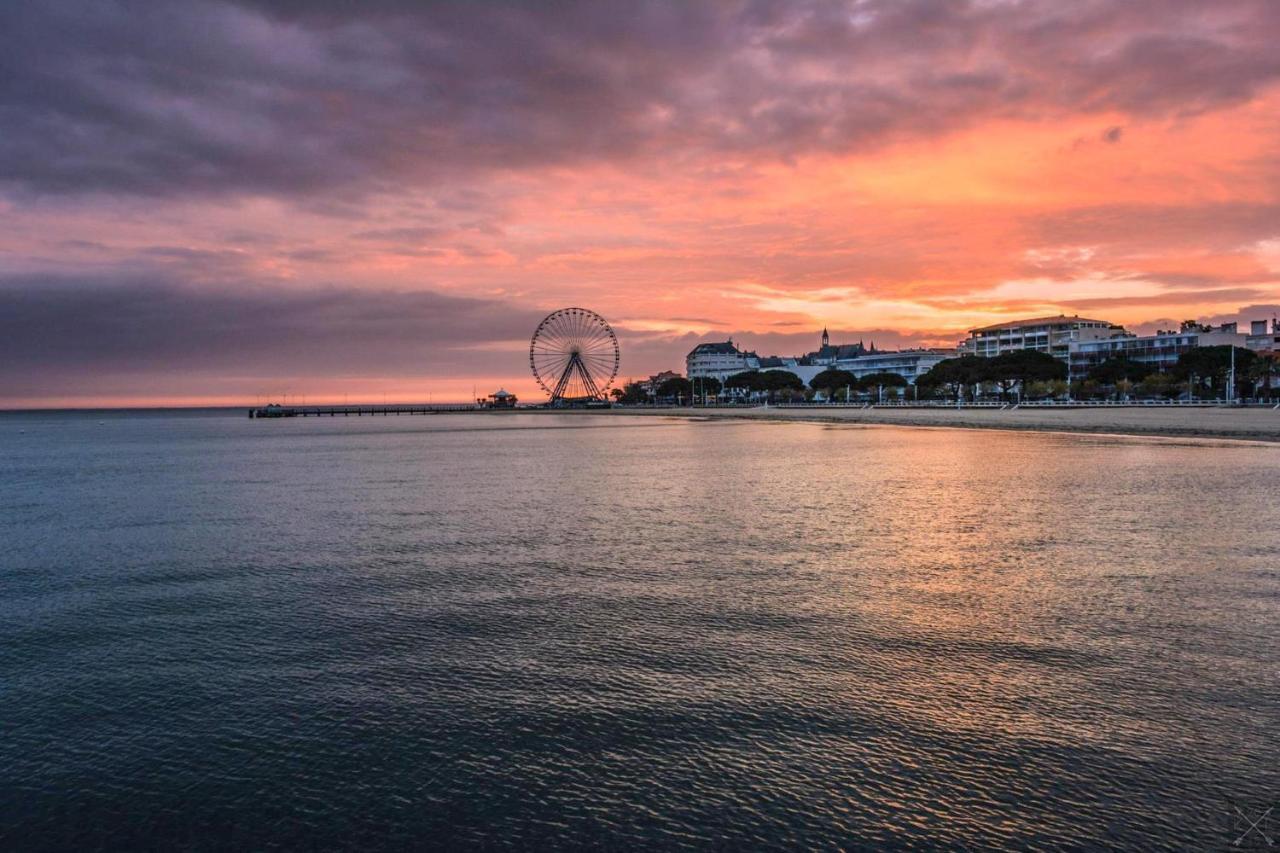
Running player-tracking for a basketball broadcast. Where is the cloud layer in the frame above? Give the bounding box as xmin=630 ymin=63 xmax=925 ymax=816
xmin=1 ymin=0 xmax=1278 ymax=404
xmin=5 ymin=0 xmax=1279 ymax=198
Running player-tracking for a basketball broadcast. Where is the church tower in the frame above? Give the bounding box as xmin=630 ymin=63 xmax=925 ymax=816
xmin=821 ymin=327 xmax=829 ymax=348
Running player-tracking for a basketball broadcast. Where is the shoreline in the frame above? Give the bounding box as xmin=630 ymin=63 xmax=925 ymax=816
xmin=6 ymin=403 xmax=1279 ymax=444
xmin=592 ymin=404 xmax=1280 ymax=444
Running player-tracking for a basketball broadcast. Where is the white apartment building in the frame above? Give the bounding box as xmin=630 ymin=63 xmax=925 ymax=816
xmin=686 ymin=340 xmax=759 ymax=381
xmin=1067 ymin=323 xmax=1250 ymax=381
xmin=961 ymin=315 xmax=1123 ymax=360
xmin=834 ymin=348 xmax=958 ymax=385
xmin=1247 ymin=319 xmax=1280 ymax=353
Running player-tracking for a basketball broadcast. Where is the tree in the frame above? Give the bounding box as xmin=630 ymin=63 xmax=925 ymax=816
xmin=761 ymin=370 xmax=805 ymax=402
xmin=809 ymin=369 xmax=858 ymax=400
xmin=1136 ymin=372 xmax=1177 ymax=399
xmin=691 ymin=376 xmax=722 ymax=399
xmin=724 ymin=370 xmax=767 ymax=400
xmin=656 ymin=376 xmax=692 ymax=403
xmin=1173 ymin=346 xmax=1257 ymax=397
xmin=983 ymin=356 xmax=1018 ymax=400
xmin=1071 ymin=379 xmax=1105 ymax=400
xmin=725 ymin=370 xmax=763 ymax=389
xmin=1085 ymin=357 xmax=1148 ymax=387
xmin=987 ymin=350 xmax=1067 ymax=400
xmin=612 ymin=382 xmax=648 ymax=404
xmin=917 ymin=357 xmax=985 ymax=401
xmin=1248 ymin=353 xmax=1279 ymax=399
xmin=1085 ymin=357 xmax=1149 ymax=399
xmin=1025 ymin=379 xmax=1067 ymax=400
xmin=857 ymin=372 xmax=908 ymax=402
xmin=858 ymin=372 xmax=908 ymax=389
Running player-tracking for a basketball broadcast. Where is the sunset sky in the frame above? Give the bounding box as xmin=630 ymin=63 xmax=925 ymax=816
xmin=3 ymin=0 xmax=1280 ymax=407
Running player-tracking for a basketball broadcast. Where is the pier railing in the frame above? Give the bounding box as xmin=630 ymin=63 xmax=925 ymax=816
xmin=250 ymin=404 xmax=479 ymax=418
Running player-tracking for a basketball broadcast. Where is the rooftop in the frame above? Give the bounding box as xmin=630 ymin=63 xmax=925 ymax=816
xmin=969 ymin=314 xmax=1113 ymax=334
xmin=688 ymin=340 xmax=741 ymax=356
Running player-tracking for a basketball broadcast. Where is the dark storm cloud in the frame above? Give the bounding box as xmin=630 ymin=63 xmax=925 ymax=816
xmin=0 ymin=276 xmax=545 ymax=393
xmin=2 ymin=0 xmax=1278 ymax=199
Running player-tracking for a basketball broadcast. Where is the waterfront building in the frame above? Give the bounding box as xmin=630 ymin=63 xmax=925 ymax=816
xmin=803 ymin=327 xmax=870 ymax=365
xmin=756 ymin=357 xmax=825 ymax=386
xmin=1066 ymin=323 xmax=1248 ymax=381
xmin=687 ymin=318 xmax=1269 ymax=391
xmin=686 ymin=340 xmax=760 ymax=381
xmin=688 ymin=328 xmax=955 ymax=390
xmin=961 ymin=315 xmax=1123 ymax=360
xmin=689 ymin=330 xmax=878 ymax=382
xmin=834 ymin=348 xmax=959 ymax=385
xmin=1247 ymin=319 xmax=1280 ymax=353
xmin=640 ymin=370 xmax=682 ymax=393
xmin=752 ymin=348 xmax=959 ymax=388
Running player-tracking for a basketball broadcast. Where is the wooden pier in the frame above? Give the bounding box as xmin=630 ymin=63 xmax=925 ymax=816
xmin=250 ymin=404 xmax=480 ymax=418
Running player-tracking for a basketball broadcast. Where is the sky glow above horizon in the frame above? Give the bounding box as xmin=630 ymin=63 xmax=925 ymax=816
xmin=2 ymin=0 xmax=1279 ymax=406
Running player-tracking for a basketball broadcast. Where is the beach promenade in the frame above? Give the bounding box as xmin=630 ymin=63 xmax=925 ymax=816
xmin=605 ymin=404 xmax=1280 ymax=443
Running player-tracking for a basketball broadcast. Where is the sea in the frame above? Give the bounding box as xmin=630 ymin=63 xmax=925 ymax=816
xmin=1 ymin=410 xmax=1277 ymax=850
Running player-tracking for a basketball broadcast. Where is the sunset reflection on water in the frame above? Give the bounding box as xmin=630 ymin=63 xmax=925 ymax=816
xmin=1 ymin=412 xmax=1276 ymax=848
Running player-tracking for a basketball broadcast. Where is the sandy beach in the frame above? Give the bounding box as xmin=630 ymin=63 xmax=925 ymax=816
xmin=603 ymin=404 xmax=1280 ymax=443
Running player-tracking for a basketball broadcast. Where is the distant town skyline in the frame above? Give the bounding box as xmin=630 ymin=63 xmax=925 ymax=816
xmin=2 ymin=1 xmax=1279 ymax=407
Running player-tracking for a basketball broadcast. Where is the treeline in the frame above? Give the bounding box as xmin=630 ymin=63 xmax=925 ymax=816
xmin=915 ymin=350 xmax=1065 ymax=401
xmin=611 ymin=345 xmax=1279 ymax=405
xmin=916 ymin=345 xmax=1277 ymax=401
xmin=611 ymin=372 xmax=802 ymax=404
xmin=807 ymin=369 xmax=908 ymax=401
xmin=612 ymin=369 xmax=907 ymax=404
xmin=611 ymin=375 xmax=727 ymax=404
xmin=1073 ymin=345 xmax=1276 ymax=400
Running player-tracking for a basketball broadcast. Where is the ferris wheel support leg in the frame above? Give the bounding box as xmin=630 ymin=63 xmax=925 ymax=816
xmin=578 ymin=361 xmax=604 ymax=401
xmin=550 ymin=359 xmax=577 ymax=402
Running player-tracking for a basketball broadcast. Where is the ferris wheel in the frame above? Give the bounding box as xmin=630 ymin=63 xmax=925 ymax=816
xmin=529 ymin=308 xmax=620 ymax=403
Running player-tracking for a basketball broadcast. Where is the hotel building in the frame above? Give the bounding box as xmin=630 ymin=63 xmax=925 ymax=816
xmin=685 ymin=340 xmax=760 ymax=381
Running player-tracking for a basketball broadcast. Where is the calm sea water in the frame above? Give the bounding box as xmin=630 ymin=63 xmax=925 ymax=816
xmin=1 ymin=410 xmax=1277 ymax=850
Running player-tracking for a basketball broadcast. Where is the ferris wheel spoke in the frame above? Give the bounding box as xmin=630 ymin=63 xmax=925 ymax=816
xmin=534 ymin=358 xmax=570 ymax=376
xmin=533 ymin=344 xmax=569 ymax=362
xmin=582 ymin=352 xmax=615 ymax=370
xmin=581 ymin=362 xmax=612 ymax=380
xmin=536 ymin=331 xmax=568 ymax=352
xmin=534 ymin=358 xmax=571 ymax=380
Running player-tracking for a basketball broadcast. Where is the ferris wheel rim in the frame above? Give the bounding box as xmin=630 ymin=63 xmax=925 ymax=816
xmin=528 ymin=307 xmax=620 ymax=400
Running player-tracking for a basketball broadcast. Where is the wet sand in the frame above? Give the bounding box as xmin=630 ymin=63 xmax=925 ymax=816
xmin=605 ymin=405 xmax=1280 ymax=443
